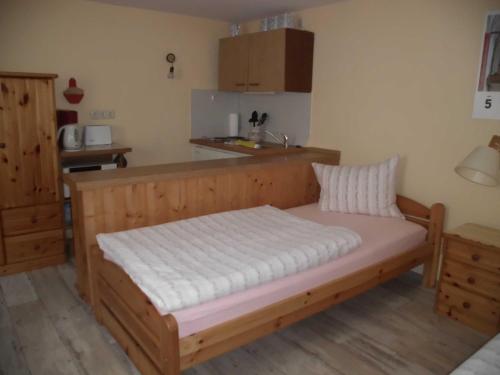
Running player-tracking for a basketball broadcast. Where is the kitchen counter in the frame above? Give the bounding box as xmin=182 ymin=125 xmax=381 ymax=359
xmin=190 ymin=138 xmax=306 ymax=156
xmin=64 ymin=147 xmax=340 ymax=191
xmin=60 ymin=143 xmax=132 ymax=159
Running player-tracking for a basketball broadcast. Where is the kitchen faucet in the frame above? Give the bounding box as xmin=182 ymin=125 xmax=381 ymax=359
xmin=265 ymin=130 xmax=289 ymax=149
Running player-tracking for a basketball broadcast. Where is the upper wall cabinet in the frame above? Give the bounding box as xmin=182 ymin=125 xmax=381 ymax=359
xmin=218 ymin=29 xmax=314 ymax=93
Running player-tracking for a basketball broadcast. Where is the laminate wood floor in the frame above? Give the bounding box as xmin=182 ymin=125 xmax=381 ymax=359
xmin=0 ymin=264 xmax=488 ymax=375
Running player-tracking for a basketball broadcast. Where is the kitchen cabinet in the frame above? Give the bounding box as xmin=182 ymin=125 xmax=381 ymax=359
xmin=0 ymin=72 xmax=65 ymax=275
xmin=218 ymin=28 xmax=314 ymax=93
xmin=192 ymin=145 xmax=250 ymax=161
xmin=218 ymin=34 xmax=250 ymax=92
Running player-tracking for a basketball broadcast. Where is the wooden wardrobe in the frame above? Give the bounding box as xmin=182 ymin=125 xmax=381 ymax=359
xmin=0 ymin=72 xmax=65 ymax=276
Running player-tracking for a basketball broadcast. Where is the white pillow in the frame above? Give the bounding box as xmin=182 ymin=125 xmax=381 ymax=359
xmin=312 ymin=155 xmax=404 ymax=219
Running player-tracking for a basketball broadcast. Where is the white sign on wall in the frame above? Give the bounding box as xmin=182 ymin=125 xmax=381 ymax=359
xmin=473 ymin=11 xmax=500 ymax=119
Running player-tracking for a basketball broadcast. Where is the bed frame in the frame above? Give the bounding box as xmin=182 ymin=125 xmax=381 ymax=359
xmin=89 ymin=195 xmax=444 ymax=375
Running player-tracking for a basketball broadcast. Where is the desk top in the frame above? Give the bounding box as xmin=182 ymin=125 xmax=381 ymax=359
xmin=60 ymin=143 xmax=132 ymax=159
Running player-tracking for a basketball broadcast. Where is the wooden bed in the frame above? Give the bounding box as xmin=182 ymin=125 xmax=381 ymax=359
xmin=66 ymin=149 xmax=444 ymax=375
xmin=90 ymin=196 xmax=444 ymax=375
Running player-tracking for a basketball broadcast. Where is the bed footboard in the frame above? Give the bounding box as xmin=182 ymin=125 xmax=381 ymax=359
xmin=91 ymin=246 xmax=180 ymax=375
xmin=92 ymin=239 xmax=434 ymax=374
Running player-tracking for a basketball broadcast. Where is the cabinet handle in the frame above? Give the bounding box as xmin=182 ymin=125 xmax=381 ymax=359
xmin=467 ymin=277 xmax=475 ymax=284
xmin=471 ymin=254 xmax=480 ymax=262
xmin=248 ymin=83 xmax=260 ymax=86
xmin=0 ymin=142 xmax=5 ymax=149
xmin=462 ymin=302 xmax=471 ymax=309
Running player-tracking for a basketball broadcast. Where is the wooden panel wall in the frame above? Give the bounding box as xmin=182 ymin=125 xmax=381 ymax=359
xmin=72 ymin=157 xmax=338 ymax=305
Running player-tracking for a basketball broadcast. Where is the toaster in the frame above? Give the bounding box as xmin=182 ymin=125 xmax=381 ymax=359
xmin=84 ymin=125 xmax=112 ymax=146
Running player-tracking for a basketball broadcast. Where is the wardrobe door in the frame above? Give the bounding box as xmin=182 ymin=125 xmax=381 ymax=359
xmin=0 ymin=77 xmax=60 ymax=209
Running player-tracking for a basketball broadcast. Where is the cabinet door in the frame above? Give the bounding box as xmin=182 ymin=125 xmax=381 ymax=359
xmin=218 ymin=35 xmax=249 ymax=91
xmin=247 ymin=30 xmax=286 ymax=92
xmin=0 ymin=77 xmax=60 ymax=209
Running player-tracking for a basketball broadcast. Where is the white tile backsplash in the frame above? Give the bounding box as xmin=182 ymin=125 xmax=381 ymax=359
xmin=191 ymin=90 xmax=311 ymax=146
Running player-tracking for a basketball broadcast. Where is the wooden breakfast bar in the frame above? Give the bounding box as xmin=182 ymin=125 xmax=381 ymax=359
xmin=65 ymin=148 xmax=341 ymax=304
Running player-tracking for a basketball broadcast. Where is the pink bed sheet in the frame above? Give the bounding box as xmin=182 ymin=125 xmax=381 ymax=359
xmin=172 ymin=204 xmax=427 ymax=338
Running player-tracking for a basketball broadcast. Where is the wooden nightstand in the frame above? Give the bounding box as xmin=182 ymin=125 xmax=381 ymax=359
xmin=436 ymin=223 xmax=500 ymax=335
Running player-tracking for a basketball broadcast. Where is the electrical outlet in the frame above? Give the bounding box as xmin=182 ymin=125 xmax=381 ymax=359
xmin=90 ymin=110 xmax=115 ymax=120
xmin=90 ymin=110 xmax=101 ymax=120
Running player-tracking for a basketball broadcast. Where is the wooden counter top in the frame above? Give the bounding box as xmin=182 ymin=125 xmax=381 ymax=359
xmin=60 ymin=143 xmax=132 ymax=159
xmin=190 ymin=138 xmax=305 ymax=156
xmin=64 ymin=147 xmax=340 ymax=191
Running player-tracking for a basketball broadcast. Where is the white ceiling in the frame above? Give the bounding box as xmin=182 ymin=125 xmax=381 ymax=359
xmin=89 ymin=0 xmax=341 ymax=22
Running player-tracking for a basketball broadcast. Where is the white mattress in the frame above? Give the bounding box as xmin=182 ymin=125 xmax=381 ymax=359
xmin=172 ymin=204 xmax=426 ymax=337
xmin=96 ymin=205 xmax=362 ymax=314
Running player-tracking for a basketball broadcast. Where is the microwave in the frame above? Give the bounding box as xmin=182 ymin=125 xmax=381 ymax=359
xmin=62 ymin=162 xmax=117 ymax=198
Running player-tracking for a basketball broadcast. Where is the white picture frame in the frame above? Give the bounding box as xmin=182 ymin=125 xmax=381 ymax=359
xmin=473 ymin=11 xmax=500 ymax=119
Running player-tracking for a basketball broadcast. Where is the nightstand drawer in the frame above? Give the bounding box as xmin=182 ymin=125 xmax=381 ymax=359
xmin=441 ymin=260 xmax=500 ymax=299
xmin=446 ymin=239 xmax=500 ymax=274
xmin=437 ymin=281 xmax=500 ymax=334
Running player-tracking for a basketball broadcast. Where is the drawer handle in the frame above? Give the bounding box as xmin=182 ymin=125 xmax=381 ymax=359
xmin=248 ymin=83 xmax=260 ymax=86
xmin=462 ymin=302 xmax=471 ymax=309
xmin=471 ymin=254 xmax=480 ymax=262
xmin=467 ymin=277 xmax=475 ymax=284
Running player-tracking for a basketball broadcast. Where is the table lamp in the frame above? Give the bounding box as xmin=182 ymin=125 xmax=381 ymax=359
xmin=455 ymin=136 xmax=500 ymax=186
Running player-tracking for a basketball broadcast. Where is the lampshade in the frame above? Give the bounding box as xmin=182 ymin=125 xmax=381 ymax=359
xmin=455 ymin=146 xmax=500 ymax=186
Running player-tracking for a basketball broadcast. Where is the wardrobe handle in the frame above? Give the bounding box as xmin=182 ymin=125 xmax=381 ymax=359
xmin=0 ymin=142 xmax=5 ymax=149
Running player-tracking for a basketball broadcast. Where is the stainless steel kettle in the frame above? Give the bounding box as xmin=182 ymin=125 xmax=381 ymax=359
xmin=57 ymin=124 xmax=84 ymax=151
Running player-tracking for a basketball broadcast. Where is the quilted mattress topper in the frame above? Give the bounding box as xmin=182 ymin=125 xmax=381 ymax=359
xmin=96 ymin=205 xmax=362 ymax=314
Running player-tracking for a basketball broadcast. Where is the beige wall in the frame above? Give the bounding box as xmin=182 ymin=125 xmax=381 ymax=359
xmin=0 ymin=0 xmax=228 ymax=166
xmin=246 ymin=0 xmax=500 ymax=229
xmin=2 ymin=0 xmax=499 ymax=229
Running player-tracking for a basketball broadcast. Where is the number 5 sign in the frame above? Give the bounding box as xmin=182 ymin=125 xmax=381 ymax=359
xmin=473 ymin=11 xmax=500 ymax=119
